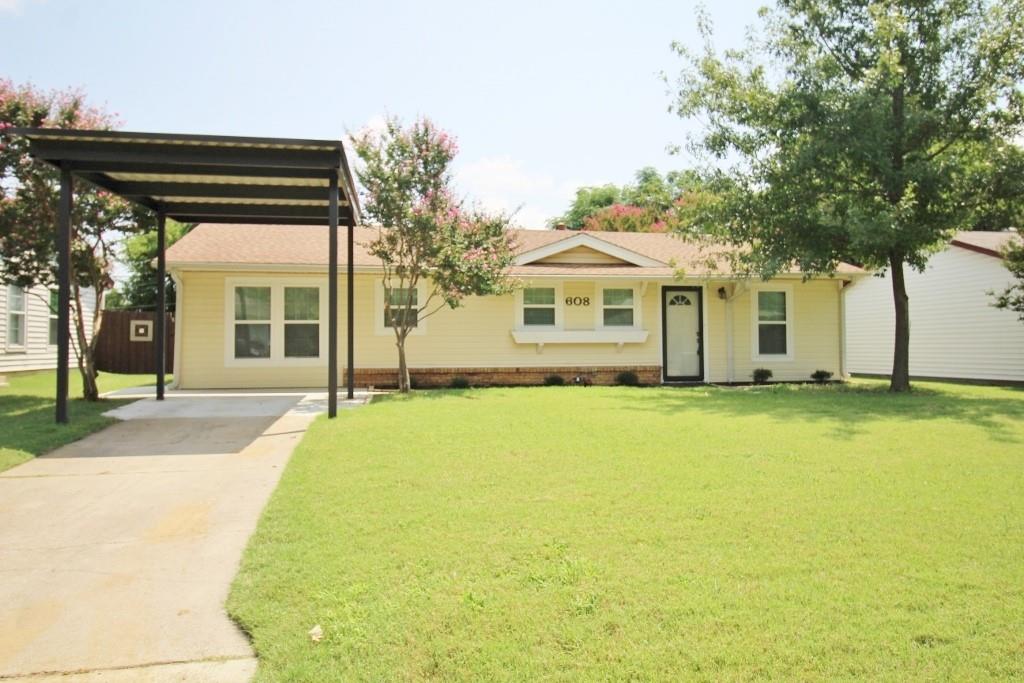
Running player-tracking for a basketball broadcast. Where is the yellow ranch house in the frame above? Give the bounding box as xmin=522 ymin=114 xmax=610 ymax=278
xmin=165 ymin=225 xmax=865 ymax=389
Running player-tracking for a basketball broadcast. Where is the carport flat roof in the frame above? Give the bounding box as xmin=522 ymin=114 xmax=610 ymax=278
xmin=12 ymin=128 xmax=361 ymax=226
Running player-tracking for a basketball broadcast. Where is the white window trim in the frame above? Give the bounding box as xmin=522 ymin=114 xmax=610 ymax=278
xmin=374 ymin=280 xmax=429 ymax=336
xmin=750 ymin=284 xmax=795 ymax=362
xmin=513 ymin=282 xmax=564 ymax=330
xmin=6 ymin=284 xmax=27 ymax=351
xmin=224 ymin=278 xmax=328 ymax=367
xmin=48 ymin=289 xmax=59 ymax=347
xmin=595 ymin=283 xmax=643 ymax=331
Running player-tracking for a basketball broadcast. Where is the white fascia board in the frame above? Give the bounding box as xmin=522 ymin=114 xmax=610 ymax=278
xmin=513 ymin=233 xmax=665 ymax=267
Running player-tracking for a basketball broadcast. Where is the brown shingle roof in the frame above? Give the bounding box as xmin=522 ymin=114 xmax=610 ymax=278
xmin=166 ymin=224 xmax=864 ymax=276
xmin=951 ymin=230 xmax=1020 ymax=257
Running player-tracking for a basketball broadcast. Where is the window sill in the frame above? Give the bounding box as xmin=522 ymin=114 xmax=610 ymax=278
xmin=511 ymin=329 xmax=649 ymax=345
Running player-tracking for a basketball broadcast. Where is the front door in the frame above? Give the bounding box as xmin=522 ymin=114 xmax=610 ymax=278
xmin=662 ymin=286 xmax=703 ymax=381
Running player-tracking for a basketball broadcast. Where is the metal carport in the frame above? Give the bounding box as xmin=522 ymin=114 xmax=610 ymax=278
xmin=12 ymin=128 xmax=361 ymax=422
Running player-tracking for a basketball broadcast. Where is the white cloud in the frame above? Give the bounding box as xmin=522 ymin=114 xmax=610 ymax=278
xmin=0 ymin=0 xmax=41 ymax=13
xmin=455 ymin=156 xmax=590 ymax=230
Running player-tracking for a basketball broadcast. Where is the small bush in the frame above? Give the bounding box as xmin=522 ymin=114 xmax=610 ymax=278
xmin=544 ymin=374 xmax=566 ymax=386
xmin=614 ymin=370 xmax=640 ymax=386
xmin=449 ymin=376 xmax=471 ymax=389
xmin=811 ymin=369 xmax=834 ymax=384
xmin=752 ymin=368 xmax=773 ymax=384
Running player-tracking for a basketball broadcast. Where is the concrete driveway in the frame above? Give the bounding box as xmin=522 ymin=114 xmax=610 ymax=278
xmin=0 ymin=390 xmax=366 ymax=682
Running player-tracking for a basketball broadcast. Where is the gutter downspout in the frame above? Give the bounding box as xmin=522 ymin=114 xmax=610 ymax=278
xmin=725 ymin=290 xmax=734 ymax=383
xmin=839 ymin=279 xmax=849 ymax=380
xmin=170 ymin=270 xmax=184 ymax=390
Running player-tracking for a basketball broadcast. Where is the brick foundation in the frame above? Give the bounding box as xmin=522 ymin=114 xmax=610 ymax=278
xmin=348 ymin=366 xmax=662 ymax=388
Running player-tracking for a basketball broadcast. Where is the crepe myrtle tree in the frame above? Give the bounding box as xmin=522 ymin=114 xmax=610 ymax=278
xmin=0 ymin=79 xmax=148 ymax=400
xmin=351 ymin=117 xmax=517 ymax=392
xmin=668 ymin=0 xmax=1024 ymax=391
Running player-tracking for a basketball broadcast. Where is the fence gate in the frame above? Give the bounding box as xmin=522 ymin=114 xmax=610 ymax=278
xmin=95 ymin=310 xmax=174 ymax=374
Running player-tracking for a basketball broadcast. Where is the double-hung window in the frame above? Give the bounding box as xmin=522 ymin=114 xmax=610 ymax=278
xmin=48 ymin=290 xmax=59 ymax=346
xmin=229 ymin=282 xmax=325 ymax=363
xmin=602 ymin=288 xmax=635 ymax=327
xmin=284 ymin=287 xmax=320 ymax=357
xmin=522 ymin=287 xmax=555 ymax=326
xmin=384 ymin=287 xmax=419 ymax=328
xmin=233 ymin=286 xmax=272 ymax=358
xmin=7 ymin=285 xmax=26 ymax=348
xmin=754 ymin=289 xmax=791 ymax=358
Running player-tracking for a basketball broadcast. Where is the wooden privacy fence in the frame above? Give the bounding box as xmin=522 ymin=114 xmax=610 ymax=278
xmin=94 ymin=310 xmax=174 ymax=374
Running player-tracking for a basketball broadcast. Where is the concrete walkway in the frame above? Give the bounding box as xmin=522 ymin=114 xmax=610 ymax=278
xmin=0 ymin=390 xmax=368 ymax=682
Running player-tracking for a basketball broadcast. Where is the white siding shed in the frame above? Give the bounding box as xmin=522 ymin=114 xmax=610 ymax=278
xmin=844 ymin=231 xmax=1024 ymax=382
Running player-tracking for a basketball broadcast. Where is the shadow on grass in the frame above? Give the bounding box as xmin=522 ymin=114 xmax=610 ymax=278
xmin=619 ymin=383 xmax=1024 ymax=442
xmin=0 ymin=394 xmax=125 ymax=463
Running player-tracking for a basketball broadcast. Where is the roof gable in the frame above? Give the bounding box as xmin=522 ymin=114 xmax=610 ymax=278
xmin=514 ymin=232 xmax=664 ymax=267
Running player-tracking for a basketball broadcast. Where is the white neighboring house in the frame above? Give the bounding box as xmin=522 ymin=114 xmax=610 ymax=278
xmin=845 ymin=230 xmax=1024 ymax=383
xmin=0 ymin=283 xmax=97 ymax=374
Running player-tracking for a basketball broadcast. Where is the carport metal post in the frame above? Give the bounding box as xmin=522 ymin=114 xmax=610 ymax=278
xmin=55 ymin=162 xmax=73 ymax=424
xmin=328 ymin=172 xmax=339 ymax=417
xmin=347 ymin=218 xmax=354 ymax=400
xmin=155 ymin=210 xmax=166 ymax=400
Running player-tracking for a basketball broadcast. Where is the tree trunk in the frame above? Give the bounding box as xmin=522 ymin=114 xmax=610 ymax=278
xmin=396 ymin=336 xmax=411 ymax=393
xmin=888 ymin=251 xmax=911 ymax=392
xmin=72 ymin=282 xmax=101 ymax=401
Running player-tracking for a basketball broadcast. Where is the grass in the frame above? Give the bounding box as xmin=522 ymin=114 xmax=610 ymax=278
xmin=0 ymin=369 xmax=168 ymax=472
xmin=228 ymin=381 xmax=1024 ymax=681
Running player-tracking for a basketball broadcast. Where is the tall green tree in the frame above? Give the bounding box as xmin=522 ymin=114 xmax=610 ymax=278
xmin=549 ymin=184 xmax=622 ymax=229
xmin=111 ymin=219 xmax=192 ymax=310
xmin=669 ymin=0 xmax=1024 ymax=391
xmin=0 ymin=79 xmax=147 ymax=400
xmin=351 ymin=117 xmax=517 ymax=392
xmin=551 ymin=168 xmax=706 ymax=230
xmin=993 ymin=239 xmax=1024 ymax=320
xmin=962 ymin=142 xmax=1024 ymax=231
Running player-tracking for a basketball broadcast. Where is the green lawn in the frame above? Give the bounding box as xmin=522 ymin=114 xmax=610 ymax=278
xmin=228 ymin=381 xmax=1024 ymax=681
xmin=0 ymin=370 xmax=167 ymax=472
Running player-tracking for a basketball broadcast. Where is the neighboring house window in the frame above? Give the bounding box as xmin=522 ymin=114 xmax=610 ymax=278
xmin=234 ymin=286 xmax=272 ymax=358
xmin=384 ymin=287 xmax=419 ymax=328
xmin=602 ymin=287 xmax=635 ymax=327
xmin=284 ymin=287 xmax=320 ymax=357
xmin=48 ymin=289 xmax=59 ymax=346
xmin=754 ymin=289 xmax=792 ymax=358
xmin=522 ymin=287 xmax=555 ymax=326
xmin=7 ymin=285 xmax=26 ymax=348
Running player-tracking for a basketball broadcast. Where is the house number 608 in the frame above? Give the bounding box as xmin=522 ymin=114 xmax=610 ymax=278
xmin=565 ymin=296 xmax=590 ymax=306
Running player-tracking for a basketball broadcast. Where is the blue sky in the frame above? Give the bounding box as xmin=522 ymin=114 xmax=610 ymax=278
xmin=1 ymin=0 xmax=760 ymax=227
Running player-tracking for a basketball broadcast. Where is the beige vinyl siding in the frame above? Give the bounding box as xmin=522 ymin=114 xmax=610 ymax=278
xmin=175 ymin=272 xmax=664 ymax=389
xmin=733 ymin=278 xmax=843 ymax=385
xmin=535 ymin=246 xmax=626 ymax=265
xmin=174 ymin=270 xmax=846 ymax=389
xmin=563 ymin=282 xmax=595 ymax=330
xmin=0 ymin=284 xmax=95 ymax=374
xmin=845 ymin=246 xmax=1024 ymax=381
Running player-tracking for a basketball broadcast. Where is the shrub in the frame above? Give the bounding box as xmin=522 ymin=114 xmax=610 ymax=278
xmin=614 ymin=370 xmax=640 ymax=386
xmin=752 ymin=368 xmax=773 ymax=384
xmin=544 ymin=374 xmax=566 ymax=386
xmin=810 ymin=369 xmax=833 ymax=384
xmin=449 ymin=376 xmax=470 ymax=389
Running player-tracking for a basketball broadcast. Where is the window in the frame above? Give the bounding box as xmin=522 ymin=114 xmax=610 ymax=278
xmin=284 ymin=287 xmax=319 ymax=357
xmin=234 ymin=286 xmax=271 ymax=358
xmin=522 ymin=287 xmax=555 ymax=326
xmin=384 ymin=287 xmax=419 ymax=328
xmin=7 ymin=285 xmax=26 ymax=348
xmin=48 ymin=290 xmax=59 ymax=346
xmin=755 ymin=289 xmax=790 ymax=357
xmin=602 ymin=288 xmax=635 ymax=327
